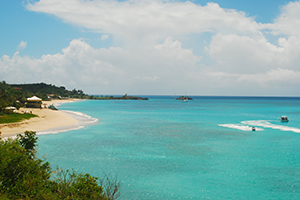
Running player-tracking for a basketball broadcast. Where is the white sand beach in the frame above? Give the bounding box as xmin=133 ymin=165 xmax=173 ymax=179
xmin=0 ymin=99 xmax=82 ymax=138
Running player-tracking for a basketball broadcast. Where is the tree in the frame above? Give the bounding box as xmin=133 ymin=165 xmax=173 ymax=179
xmin=16 ymin=130 xmax=38 ymax=157
xmin=0 ymin=131 xmax=121 ymax=199
xmin=0 ymin=137 xmax=52 ymax=199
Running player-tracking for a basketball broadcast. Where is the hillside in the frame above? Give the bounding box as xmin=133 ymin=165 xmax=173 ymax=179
xmin=10 ymin=82 xmax=88 ymax=99
xmin=0 ymin=81 xmax=89 ymax=115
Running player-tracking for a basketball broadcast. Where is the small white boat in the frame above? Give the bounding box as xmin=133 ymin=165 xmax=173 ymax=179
xmin=280 ymin=116 xmax=289 ymax=122
xmin=252 ymin=126 xmax=256 ymax=131
xmin=182 ymin=98 xmax=188 ymax=102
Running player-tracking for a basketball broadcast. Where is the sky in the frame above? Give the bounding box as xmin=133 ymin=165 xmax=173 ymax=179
xmin=1 ymin=0 xmax=300 ymax=96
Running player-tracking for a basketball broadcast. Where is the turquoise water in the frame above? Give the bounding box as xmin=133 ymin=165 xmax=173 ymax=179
xmin=37 ymin=96 xmax=300 ymax=199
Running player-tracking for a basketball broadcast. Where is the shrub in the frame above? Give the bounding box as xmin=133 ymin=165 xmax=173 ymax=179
xmin=0 ymin=131 xmax=120 ymax=200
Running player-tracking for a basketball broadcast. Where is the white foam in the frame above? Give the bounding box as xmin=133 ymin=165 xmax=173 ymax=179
xmin=37 ymin=125 xmax=85 ymax=135
xmin=63 ymin=110 xmax=99 ymax=124
xmin=242 ymin=120 xmax=300 ymax=133
xmin=52 ymin=100 xmax=81 ymax=107
xmin=219 ymin=124 xmax=263 ymax=131
xmin=36 ymin=110 xmax=98 ymax=136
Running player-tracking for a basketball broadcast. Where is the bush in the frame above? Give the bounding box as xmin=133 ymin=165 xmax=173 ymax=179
xmin=0 ymin=131 xmax=120 ymax=200
xmin=0 ymin=137 xmax=52 ymax=199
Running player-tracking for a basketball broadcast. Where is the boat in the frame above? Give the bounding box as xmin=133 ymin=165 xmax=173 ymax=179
xmin=252 ymin=126 xmax=256 ymax=131
xmin=280 ymin=116 xmax=289 ymax=122
xmin=176 ymin=96 xmax=193 ymax=100
xmin=182 ymin=98 xmax=188 ymax=102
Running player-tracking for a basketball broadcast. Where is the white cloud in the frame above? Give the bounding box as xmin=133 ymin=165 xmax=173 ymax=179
xmin=18 ymin=41 xmax=27 ymax=50
xmin=206 ymin=34 xmax=285 ymax=73
xmin=0 ymin=38 xmax=201 ymax=94
xmin=237 ymin=68 xmax=300 ymax=86
xmin=2 ymin=0 xmax=299 ymax=96
xmin=101 ymin=34 xmax=109 ymax=40
xmin=267 ymin=1 xmax=300 ymax=36
xmin=26 ymin=0 xmax=260 ymax=42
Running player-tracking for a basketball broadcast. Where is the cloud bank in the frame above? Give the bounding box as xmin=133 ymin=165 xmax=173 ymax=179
xmin=1 ymin=0 xmax=300 ymax=95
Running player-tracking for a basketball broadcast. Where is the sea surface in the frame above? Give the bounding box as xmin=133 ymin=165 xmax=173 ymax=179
xmin=37 ymin=96 xmax=300 ymax=199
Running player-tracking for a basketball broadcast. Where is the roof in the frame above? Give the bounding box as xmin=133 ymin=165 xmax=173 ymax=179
xmin=5 ymin=106 xmax=17 ymax=110
xmin=27 ymin=96 xmax=42 ymax=101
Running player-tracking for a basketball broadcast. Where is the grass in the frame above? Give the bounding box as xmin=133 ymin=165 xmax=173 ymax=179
xmin=0 ymin=113 xmax=38 ymax=124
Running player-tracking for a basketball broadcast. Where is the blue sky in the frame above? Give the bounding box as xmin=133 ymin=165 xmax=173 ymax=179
xmin=1 ymin=0 xmax=300 ymax=96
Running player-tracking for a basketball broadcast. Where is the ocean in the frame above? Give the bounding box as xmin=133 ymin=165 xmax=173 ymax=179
xmin=37 ymin=96 xmax=300 ymax=199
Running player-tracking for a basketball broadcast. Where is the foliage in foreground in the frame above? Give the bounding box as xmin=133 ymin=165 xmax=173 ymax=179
xmin=0 ymin=131 xmax=120 ymax=200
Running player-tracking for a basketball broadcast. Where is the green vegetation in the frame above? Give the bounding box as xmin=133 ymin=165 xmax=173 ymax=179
xmin=0 ymin=81 xmax=25 ymax=115
xmin=97 ymin=94 xmax=148 ymax=100
xmin=0 ymin=81 xmax=126 ymax=198
xmin=11 ymin=82 xmax=90 ymax=100
xmin=0 ymin=113 xmax=37 ymax=124
xmin=0 ymin=80 xmax=90 ymax=116
xmin=0 ymin=131 xmax=120 ymax=200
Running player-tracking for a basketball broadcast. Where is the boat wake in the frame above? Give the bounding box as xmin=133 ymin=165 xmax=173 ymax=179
xmin=242 ymin=120 xmax=300 ymax=133
xmin=219 ymin=120 xmax=300 ymax=133
xmin=219 ymin=124 xmax=263 ymax=131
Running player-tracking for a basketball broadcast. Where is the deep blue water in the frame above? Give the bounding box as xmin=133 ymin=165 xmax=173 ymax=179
xmin=37 ymin=96 xmax=300 ymax=199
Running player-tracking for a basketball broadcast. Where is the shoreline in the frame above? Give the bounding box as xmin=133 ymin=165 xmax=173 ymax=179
xmin=0 ymin=99 xmax=97 ymax=138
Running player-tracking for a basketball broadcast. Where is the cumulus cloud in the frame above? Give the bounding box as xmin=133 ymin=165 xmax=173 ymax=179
xmin=206 ymin=34 xmax=285 ymax=73
xmin=26 ymin=0 xmax=261 ymax=42
xmin=18 ymin=41 xmax=27 ymax=50
xmin=2 ymin=0 xmax=300 ymax=95
xmin=268 ymin=1 xmax=300 ymax=36
xmin=0 ymin=38 xmax=201 ymax=94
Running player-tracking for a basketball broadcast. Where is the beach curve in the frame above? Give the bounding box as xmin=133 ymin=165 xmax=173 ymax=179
xmin=0 ymin=99 xmax=97 ymax=138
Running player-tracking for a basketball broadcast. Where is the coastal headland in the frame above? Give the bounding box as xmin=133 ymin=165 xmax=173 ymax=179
xmin=176 ymin=96 xmax=193 ymax=100
xmin=0 ymin=99 xmax=81 ymax=138
xmin=96 ymin=94 xmax=148 ymax=100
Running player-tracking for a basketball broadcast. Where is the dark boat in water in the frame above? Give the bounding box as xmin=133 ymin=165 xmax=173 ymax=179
xmin=280 ymin=116 xmax=289 ymax=122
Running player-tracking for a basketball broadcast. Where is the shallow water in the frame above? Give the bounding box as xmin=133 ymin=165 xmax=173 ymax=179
xmin=37 ymin=96 xmax=300 ymax=199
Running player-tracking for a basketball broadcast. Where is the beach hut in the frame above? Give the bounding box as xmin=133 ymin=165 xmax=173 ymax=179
xmin=27 ymin=96 xmax=42 ymax=101
xmin=26 ymin=96 xmax=42 ymax=108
